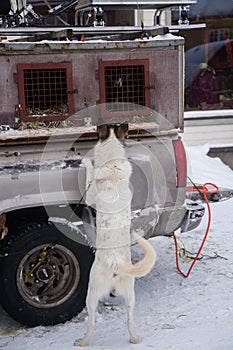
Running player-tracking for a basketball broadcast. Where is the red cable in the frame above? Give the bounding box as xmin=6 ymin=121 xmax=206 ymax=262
xmin=173 ymin=182 xmax=219 ymax=278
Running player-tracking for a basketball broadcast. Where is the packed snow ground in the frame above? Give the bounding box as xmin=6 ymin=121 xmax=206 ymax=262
xmin=0 ymin=145 xmax=233 ymax=350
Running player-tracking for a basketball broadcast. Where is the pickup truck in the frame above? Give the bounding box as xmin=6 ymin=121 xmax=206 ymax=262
xmin=0 ymin=27 xmax=209 ymax=326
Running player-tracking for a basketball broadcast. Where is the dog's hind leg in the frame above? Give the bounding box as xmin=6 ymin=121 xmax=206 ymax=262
xmin=74 ymin=280 xmax=99 ymax=347
xmin=74 ymin=264 xmax=112 ymax=347
xmin=116 ymin=276 xmax=141 ymax=344
xmin=74 ymin=267 xmax=100 ymax=347
xmin=74 ymin=289 xmax=98 ymax=347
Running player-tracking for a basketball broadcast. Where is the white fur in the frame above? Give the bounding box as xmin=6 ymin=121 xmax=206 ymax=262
xmin=75 ymin=129 xmax=156 ymax=347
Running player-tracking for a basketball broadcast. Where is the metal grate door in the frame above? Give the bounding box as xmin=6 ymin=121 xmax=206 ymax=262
xmin=99 ymin=59 xmax=150 ymax=113
xmin=17 ymin=62 xmax=74 ymax=122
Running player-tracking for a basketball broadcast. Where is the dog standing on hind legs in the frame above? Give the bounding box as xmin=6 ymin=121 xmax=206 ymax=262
xmin=74 ymin=123 xmax=156 ymax=347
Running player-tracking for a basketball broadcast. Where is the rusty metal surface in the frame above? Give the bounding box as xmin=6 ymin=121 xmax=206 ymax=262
xmin=0 ymin=127 xmax=179 ymax=146
xmin=0 ymin=35 xmax=184 ymax=54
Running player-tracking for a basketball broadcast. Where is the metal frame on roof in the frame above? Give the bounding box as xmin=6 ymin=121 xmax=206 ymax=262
xmin=75 ymin=0 xmax=197 ymax=10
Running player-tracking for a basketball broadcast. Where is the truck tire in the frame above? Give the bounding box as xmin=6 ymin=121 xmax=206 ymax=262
xmin=0 ymin=222 xmax=94 ymax=326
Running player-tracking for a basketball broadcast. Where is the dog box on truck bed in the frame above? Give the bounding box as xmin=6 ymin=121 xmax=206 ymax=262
xmin=0 ymin=30 xmax=184 ymax=128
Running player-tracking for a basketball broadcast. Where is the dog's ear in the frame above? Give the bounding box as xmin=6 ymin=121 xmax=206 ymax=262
xmin=116 ymin=123 xmax=129 ymax=139
xmin=97 ymin=124 xmax=110 ymax=141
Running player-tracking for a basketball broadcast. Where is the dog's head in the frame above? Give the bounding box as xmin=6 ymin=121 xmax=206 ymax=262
xmin=97 ymin=123 xmax=129 ymax=142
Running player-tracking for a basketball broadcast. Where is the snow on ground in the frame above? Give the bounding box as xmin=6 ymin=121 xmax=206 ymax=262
xmin=0 ymin=145 xmax=233 ymax=350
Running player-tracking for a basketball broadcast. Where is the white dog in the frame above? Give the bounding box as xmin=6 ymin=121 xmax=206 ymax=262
xmin=74 ymin=123 xmax=156 ymax=347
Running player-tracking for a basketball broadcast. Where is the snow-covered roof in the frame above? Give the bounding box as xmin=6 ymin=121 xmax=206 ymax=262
xmin=0 ymin=32 xmax=184 ymax=52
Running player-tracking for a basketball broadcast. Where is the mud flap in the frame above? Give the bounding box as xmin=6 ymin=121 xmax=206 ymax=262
xmin=0 ymin=214 xmax=8 ymax=240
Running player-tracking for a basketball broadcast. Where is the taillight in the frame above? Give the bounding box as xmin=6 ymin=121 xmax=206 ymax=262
xmin=173 ymin=139 xmax=187 ymax=187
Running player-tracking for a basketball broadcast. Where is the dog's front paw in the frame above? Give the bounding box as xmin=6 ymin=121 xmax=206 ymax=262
xmin=130 ymin=336 xmax=141 ymax=344
xmin=74 ymin=338 xmax=89 ymax=347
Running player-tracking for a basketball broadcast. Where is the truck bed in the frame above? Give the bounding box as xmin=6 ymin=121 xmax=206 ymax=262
xmin=0 ymin=123 xmax=185 ymax=238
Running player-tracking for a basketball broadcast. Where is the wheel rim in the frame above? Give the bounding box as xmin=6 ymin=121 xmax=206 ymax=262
xmin=16 ymin=244 xmax=80 ymax=308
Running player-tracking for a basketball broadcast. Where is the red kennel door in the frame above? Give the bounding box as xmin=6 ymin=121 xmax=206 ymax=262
xmin=99 ymin=59 xmax=151 ymax=114
xmin=17 ymin=62 xmax=75 ymax=122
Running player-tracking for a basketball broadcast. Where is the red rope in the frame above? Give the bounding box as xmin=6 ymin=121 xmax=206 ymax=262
xmin=173 ymin=182 xmax=219 ymax=278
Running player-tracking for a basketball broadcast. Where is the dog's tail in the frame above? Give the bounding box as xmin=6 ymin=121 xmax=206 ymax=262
xmin=112 ymin=232 xmax=156 ymax=278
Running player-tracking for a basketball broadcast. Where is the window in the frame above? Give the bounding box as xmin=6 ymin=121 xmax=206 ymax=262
xmin=209 ymin=28 xmax=231 ymax=42
xmin=99 ymin=59 xmax=150 ymax=113
xmin=17 ymin=62 xmax=74 ymax=121
xmin=172 ymin=0 xmax=233 ymax=111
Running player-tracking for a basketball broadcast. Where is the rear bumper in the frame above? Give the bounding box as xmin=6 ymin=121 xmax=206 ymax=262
xmin=181 ymin=185 xmax=233 ymax=233
xmin=180 ymin=202 xmax=205 ymax=233
xmin=142 ymin=201 xmax=205 ymax=238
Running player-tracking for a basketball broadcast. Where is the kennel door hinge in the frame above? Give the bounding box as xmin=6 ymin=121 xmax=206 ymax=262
xmin=15 ymin=104 xmax=21 ymax=117
xmin=13 ymin=73 xmax=18 ymax=84
xmin=67 ymin=89 xmax=78 ymax=94
xmin=95 ymin=70 xmax=99 ymax=80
